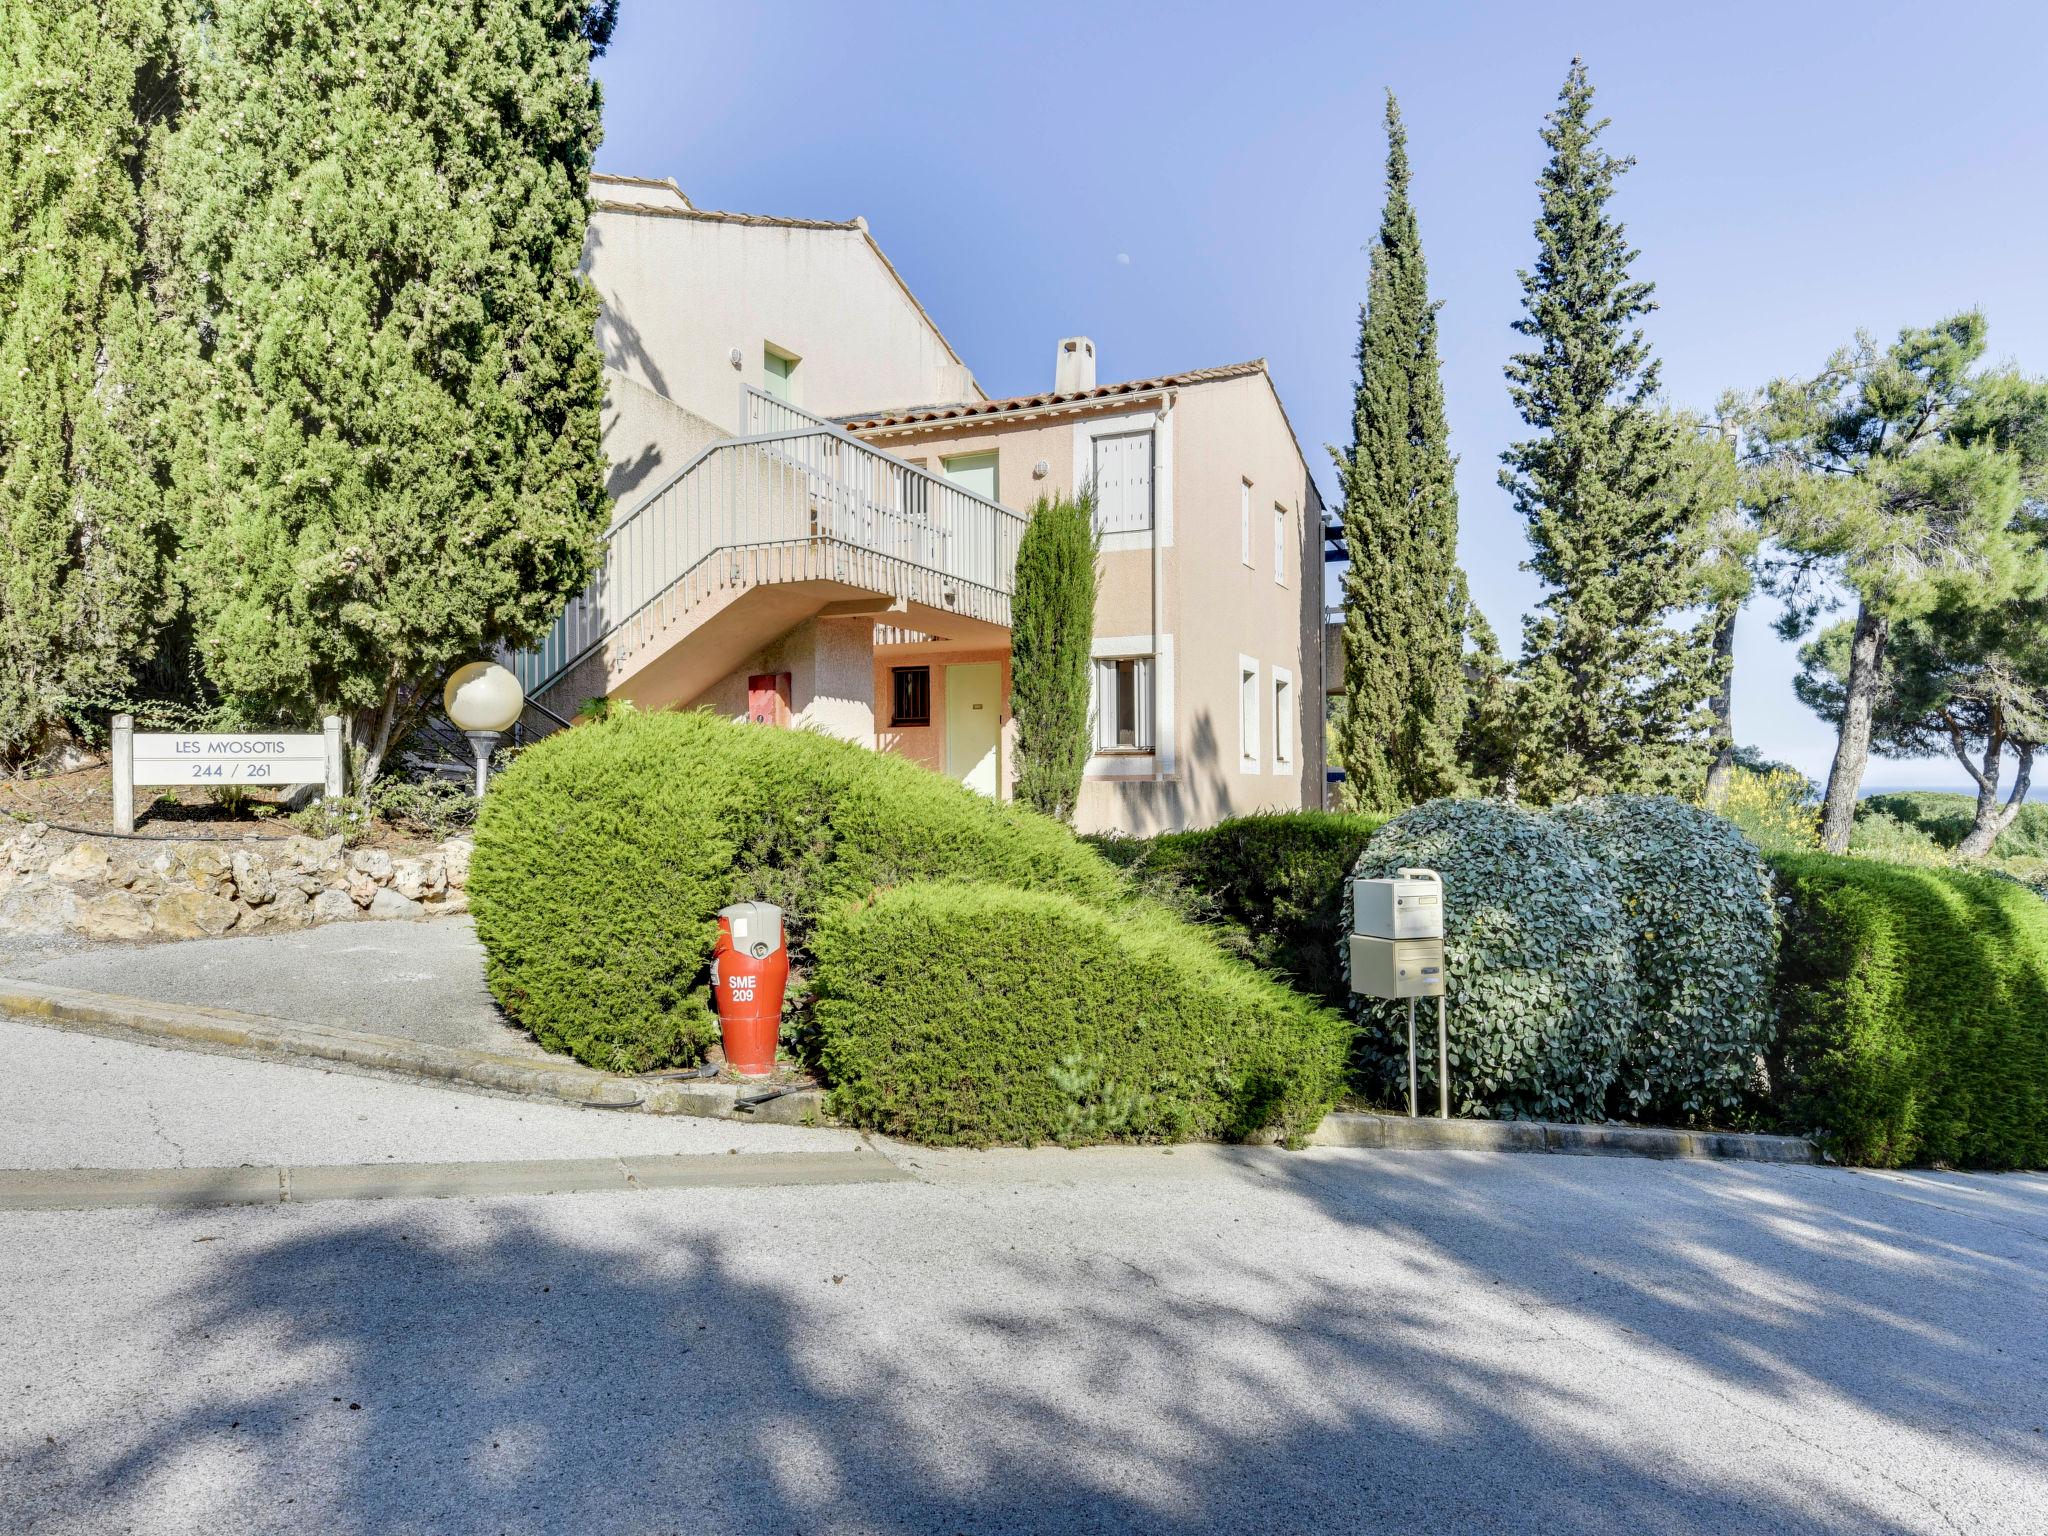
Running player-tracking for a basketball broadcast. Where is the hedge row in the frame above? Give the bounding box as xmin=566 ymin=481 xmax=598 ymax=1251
xmin=1768 ymin=853 xmax=2048 ymax=1169
xmin=814 ymin=882 xmax=1351 ymax=1147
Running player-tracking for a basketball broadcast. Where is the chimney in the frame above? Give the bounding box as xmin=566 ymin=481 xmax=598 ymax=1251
xmin=1055 ymin=337 xmax=1096 ymax=394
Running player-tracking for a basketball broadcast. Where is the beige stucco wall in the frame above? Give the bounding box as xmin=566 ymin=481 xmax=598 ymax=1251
xmin=872 ymin=645 xmax=1015 ymax=792
xmin=602 ymin=367 xmax=724 ymax=508
xmin=852 ymin=369 xmax=1325 ymax=834
xmin=692 ymin=616 xmax=880 ymax=745
xmin=586 ymin=205 xmax=981 ymax=436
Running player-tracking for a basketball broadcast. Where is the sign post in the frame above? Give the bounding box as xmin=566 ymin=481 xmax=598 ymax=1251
xmin=111 ymin=715 xmax=345 ymax=833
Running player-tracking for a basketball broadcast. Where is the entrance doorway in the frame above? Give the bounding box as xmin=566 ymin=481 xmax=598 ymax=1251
xmin=944 ymin=662 xmax=1001 ymax=796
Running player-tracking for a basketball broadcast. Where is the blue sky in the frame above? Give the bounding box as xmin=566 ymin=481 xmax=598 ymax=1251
xmin=593 ymin=0 xmax=2048 ymax=792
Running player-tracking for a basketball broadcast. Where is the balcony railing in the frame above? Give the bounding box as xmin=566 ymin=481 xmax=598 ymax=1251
xmin=509 ymin=388 xmax=1027 ymax=699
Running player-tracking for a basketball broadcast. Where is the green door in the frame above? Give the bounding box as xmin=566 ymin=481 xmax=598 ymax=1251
xmin=945 ymin=662 xmax=1002 ymax=796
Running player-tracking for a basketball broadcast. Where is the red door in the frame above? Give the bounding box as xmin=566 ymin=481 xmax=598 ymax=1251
xmin=747 ymin=673 xmax=791 ymax=727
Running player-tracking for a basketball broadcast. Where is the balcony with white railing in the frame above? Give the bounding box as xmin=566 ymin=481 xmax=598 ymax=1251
xmin=510 ymin=387 xmax=1028 ymax=701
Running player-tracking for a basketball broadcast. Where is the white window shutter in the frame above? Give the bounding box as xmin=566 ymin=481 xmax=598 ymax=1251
xmin=1092 ymin=659 xmax=1115 ymax=752
xmin=1134 ymin=658 xmax=1154 ymax=751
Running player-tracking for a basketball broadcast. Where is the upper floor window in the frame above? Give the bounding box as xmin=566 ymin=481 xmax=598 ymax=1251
xmin=763 ymin=346 xmax=799 ymax=403
xmin=941 ymin=451 xmax=999 ymax=503
xmin=1092 ymin=431 xmax=1154 ymax=534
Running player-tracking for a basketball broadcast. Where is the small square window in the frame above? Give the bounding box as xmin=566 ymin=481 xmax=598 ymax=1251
xmin=1092 ymin=655 xmax=1154 ymax=752
xmin=891 ymin=666 xmax=931 ymax=727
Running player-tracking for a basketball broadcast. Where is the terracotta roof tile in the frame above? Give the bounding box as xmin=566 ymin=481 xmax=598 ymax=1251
xmin=837 ymin=360 xmax=1267 ymax=431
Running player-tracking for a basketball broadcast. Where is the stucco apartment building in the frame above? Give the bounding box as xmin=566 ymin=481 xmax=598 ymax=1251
xmin=511 ymin=173 xmax=1327 ymax=834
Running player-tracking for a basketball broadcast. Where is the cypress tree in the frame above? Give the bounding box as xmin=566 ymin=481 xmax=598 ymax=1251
xmin=0 ymin=0 xmax=176 ymax=764
xmin=1335 ymin=93 xmax=1467 ymax=814
xmin=1010 ymin=491 xmax=1098 ymax=823
xmin=1502 ymin=60 xmax=1716 ymax=803
xmin=151 ymin=0 xmax=618 ymax=783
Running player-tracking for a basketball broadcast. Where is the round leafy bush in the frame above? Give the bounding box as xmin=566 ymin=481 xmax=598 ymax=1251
xmin=815 ymin=882 xmax=1350 ymax=1147
xmin=1345 ymin=798 xmax=1632 ymax=1121
xmin=1552 ymin=795 xmax=1776 ymax=1124
xmin=470 ymin=709 xmax=1126 ymax=1072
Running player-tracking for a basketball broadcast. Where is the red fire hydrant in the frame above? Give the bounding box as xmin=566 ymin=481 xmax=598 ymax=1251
xmin=710 ymin=902 xmax=788 ymax=1077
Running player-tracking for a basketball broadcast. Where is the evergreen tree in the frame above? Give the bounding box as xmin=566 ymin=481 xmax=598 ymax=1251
xmin=1335 ymin=92 xmax=1467 ymax=814
xmin=151 ymin=0 xmax=618 ymax=783
xmin=1454 ymin=588 xmax=1517 ymax=797
xmin=1745 ymin=314 xmax=2048 ymax=852
xmin=1010 ymin=491 xmax=1098 ymax=823
xmin=1501 ymin=60 xmax=1716 ymax=803
xmin=0 ymin=0 xmax=176 ymax=764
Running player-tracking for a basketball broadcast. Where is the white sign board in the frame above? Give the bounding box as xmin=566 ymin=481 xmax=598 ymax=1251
xmin=110 ymin=714 xmax=344 ymax=833
xmin=132 ymin=733 xmax=329 ymax=786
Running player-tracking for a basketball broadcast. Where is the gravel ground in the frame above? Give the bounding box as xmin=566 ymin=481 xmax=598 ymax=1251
xmin=2 ymin=1141 xmax=2042 ymax=1534
xmin=0 ymin=1016 xmax=861 ymax=1169
xmin=5 ymin=915 xmax=537 ymax=1058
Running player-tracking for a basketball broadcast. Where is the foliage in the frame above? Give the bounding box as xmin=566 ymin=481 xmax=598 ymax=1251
xmin=1717 ymin=766 xmax=1820 ymax=854
xmin=1552 ymin=796 xmax=1776 ymax=1124
xmin=1346 ymin=799 xmax=1633 ymax=1121
xmin=368 ymin=774 xmax=478 ymax=841
xmin=1861 ymin=790 xmax=2048 ymax=861
xmin=813 ymin=882 xmax=1350 ymax=1148
xmin=149 ymin=0 xmax=618 ymax=785
xmin=1768 ymin=853 xmax=2048 ymax=1168
xmin=1335 ymin=93 xmax=1469 ymax=813
xmin=1798 ymin=604 xmax=2047 ymax=856
xmin=1010 ymin=491 xmax=1098 ymax=822
xmin=0 ymin=1 xmax=177 ymax=766
xmin=1102 ymin=811 xmax=1389 ymax=1004
xmin=289 ymin=793 xmax=372 ymax=847
xmin=470 ymin=710 xmax=1129 ymax=1073
xmin=1742 ymin=312 xmax=2048 ymax=851
xmin=1501 ymin=60 xmax=1718 ymax=804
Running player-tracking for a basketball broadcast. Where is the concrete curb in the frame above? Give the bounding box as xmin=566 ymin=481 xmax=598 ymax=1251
xmin=1309 ymin=1110 xmax=1817 ymax=1163
xmin=0 ymin=977 xmax=829 ymax=1126
xmin=0 ymin=1149 xmax=910 ymax=1212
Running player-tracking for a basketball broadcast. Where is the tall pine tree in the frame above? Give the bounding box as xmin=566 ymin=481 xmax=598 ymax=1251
xmin=1335 ymin=93 xmax=1467 ymax=814
xmin=1502 ymin=60 xmax=1716 ymax=803
xmin=150 ymin=0 xmax=618 ymax=783
xmin=0 ymin=0 xmax=176 ymax=764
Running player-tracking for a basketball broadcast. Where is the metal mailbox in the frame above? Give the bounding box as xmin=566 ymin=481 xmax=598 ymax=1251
xmin=1351 ymin=870 xmax=1444 ymax=941
xmin=1348 ymin=866 xmax=1451 ymax=1120
xmin=1348 ymin=935 xmax=1446 ymax=999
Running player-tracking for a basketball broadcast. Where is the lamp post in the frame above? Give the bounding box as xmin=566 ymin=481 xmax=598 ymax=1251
xmin=443 ymin=662 xmax=525 ymax=797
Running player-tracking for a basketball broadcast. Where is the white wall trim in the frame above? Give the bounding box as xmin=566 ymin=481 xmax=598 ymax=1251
xmin=1073 ymin=408 xmax=1172 ymax=552
xmin=1087 ymin=632 xmax=1175 ymax=778
xmin=1271 ymin=663 xmax=1295 ymax=774
xmin=1237 ymin=652 xmax=1261 ymax=774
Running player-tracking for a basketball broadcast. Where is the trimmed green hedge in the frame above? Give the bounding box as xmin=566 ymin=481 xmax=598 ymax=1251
xmin=1090 ymin=811 xmax=1388 ymax=1002
xmin=814 ymin=882 xmax=1351 ymax=1147
xmin=470 ymin=710 xmax=1126 ymax=1072
xmin=1768 ymin=852 xmax=2048 ymax=1168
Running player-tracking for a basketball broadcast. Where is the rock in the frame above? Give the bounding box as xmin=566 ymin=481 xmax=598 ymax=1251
xmin=153 ymin=889 xmax=240 ymax=939
xmin=46 ymin=842 xmax=113 ymax=885
xmin=368 ymin=887 xmax=424 ymax=920
xmin=441 ymin=839 xmax=472 ymax=890
xmin=428 ymin=889 xmax=470 ymax=917
xmin=8 ymin=831 xmax=52 ymax=875
xmin=283 ymin=833 xmax=344 ymax=875
xmin=178 ymin=847 xmax=230 ymax=884
xmin=311 ymin=888 xmax=358 ymax=922
xmin=346 ymin=870 xmax=378 ymax=908
xmin=0 ymin=884 xmax=79 ymax=934
xmin=389 ymin=858 xmax=428 ymax=900
xmin=74 ymin=891 xmax=155 ymax=941
xmin=350 ymin=847 xmax=394 ymax=883
xmin=230 ymin=849 xmax=276 ymax=906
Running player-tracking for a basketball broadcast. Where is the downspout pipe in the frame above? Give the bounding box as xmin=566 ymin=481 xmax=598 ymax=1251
xmin=1153 ymin=389 xmax=1176 ymax=776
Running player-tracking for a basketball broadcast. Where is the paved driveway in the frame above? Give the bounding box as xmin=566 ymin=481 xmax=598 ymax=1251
xmin=2 ymin=1117 xmax=2042 ymax=1533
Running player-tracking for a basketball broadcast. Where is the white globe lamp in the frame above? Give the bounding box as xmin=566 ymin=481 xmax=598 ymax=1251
xmin=443 ymin=662 xmax=525 ymax=796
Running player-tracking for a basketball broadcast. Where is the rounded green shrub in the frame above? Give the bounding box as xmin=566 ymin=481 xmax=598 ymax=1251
xmin=814 ymin=882 xmax=1351 ymax=1147
xmin=470 ymin=710 xmax=1127 ymax=1072
xmin=1552 ymin=795 xmax=1776 ymax=1124
xmin=1345 ymin=798 xmax=1632 ymax=1121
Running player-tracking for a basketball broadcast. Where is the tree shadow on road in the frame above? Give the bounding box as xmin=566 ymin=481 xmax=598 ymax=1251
xmin=7 ymin=1157 xmax=2044 ymax=1533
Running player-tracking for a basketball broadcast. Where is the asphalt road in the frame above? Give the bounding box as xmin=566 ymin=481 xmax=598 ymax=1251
xmin=2 ymin=1074 xmax=2043 ymax=1533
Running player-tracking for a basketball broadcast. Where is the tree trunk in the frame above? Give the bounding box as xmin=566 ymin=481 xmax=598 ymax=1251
xmin=1959 ymin=741 xmax=2033 ymax=857
xmin=1702 ymin=599 xmax=1739 ymax=808
xmin=1818 ymin=603 xmax=1888 ymax=855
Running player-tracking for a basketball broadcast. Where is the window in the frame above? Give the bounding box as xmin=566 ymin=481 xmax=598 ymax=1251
xmin=890 ymin=666 xmax=931 ymax=727
xmin=1274 ymin=505 xmax=1288 ymax=586
xmin=1092 ymin=431 xmax=1154 ymax=533
xmin=1272 ymin=669 xmax=1294 ymax=768
xmin=763 ymin=346 xmax=798 ymax=403
xmin=1092 ymin=656 xmax=1154 ymax=752
xmin=1239 ymin=658 xmax=1260 ymax=768
xmin=1241 ymin=480 xmax=1253 ymax=566
xmin=941 ymin=451 xmax=998 ymax=502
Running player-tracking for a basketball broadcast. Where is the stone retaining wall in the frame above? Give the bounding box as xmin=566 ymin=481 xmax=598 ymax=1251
xmin=0 ymin=823 xmax=471 ymax=943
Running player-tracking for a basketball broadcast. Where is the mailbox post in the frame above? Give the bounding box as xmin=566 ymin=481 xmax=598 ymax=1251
xmin=1349 ymin=867 xmax=1449 ymax=1119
